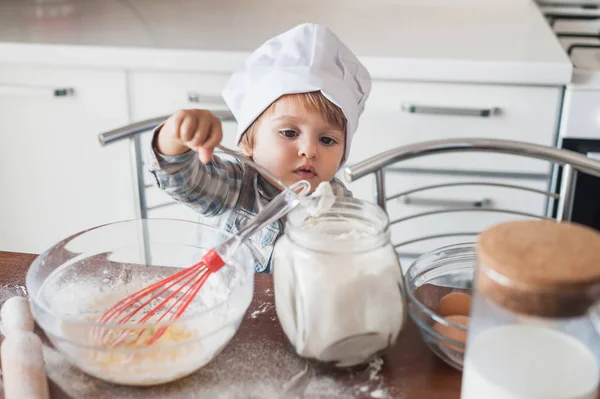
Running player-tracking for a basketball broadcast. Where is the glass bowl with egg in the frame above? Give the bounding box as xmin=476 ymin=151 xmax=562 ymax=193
xmin=405 ymin=243 xmax=475 ymax=371
xmin=26 ymin=219 xmax=255 ymax=386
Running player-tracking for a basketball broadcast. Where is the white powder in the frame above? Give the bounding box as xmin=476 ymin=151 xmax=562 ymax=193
xmin=330 ymin=228 xmax=367 ymax=240
xmin=0 ymin=284 xmax=27 ymax=302
xmin=250 ymin=302 xmax=274 ymax=319
xmin=369 ymin=357 xmax=384 ymax=380
xmin=306 ymin=181 xmax=336 ymax=217
xmin=370 ymin=388 xmax=387 ymax=398
xmin=36 ymin=264 xmax=253 ymax=386
xmin=462 ymin=325 xmax=600 ymax=399
xmin=42 ymin=335 xmax=362 ymax=398
xmin=273 ymin=210 xmax=405 ymax=367
xmin=355 ymin=357 xmax=391 ymax=399
xmin=304 ymin=377 xmax=355 ymax=398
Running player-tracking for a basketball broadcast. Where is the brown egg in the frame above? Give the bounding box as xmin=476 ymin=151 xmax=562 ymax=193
xmin=433 ymin=315 xmax=469 ymax=352
xmin=436 ymin=292 xmax=472 ymax=317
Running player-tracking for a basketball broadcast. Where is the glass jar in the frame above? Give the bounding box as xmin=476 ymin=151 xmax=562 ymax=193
xmin=272 ymin=196 xmax=407 ymax=368
xmin=461 ymin=220 xmax=600 ymax=399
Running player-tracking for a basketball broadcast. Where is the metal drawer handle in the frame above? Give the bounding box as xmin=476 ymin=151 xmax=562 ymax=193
xmin=53 ymin=88 xmax=75 ymax=97
xmin=0 ymin=84 xmax=75 ymax=98
xmin=401 ymin=103 xmax=499 ymax=118
xmin=401 ymin=196 xmax=492 ymax=208
xmin=588 ymin=152 xmax=600 ymax=161
xmin=187 ymin=92 xmax=225 ymax=105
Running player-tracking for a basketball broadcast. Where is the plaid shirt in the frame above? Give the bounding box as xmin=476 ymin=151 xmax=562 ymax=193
xmin=147 ymin=132 xmax=352 ymax=273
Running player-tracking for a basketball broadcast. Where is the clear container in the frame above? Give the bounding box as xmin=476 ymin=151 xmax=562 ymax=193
xmin=461 ymin=220 xmax=600 ymax=399
xmin=26 ymin=219 xmax=255 ymax=386
xmin=272 ymin=197 xmax=407 ymax=367
xmin=405 ymin=243 xmax=475 ymax=370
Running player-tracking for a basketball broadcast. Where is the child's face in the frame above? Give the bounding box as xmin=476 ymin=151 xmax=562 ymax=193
xmin=247 ymin=96 xmax=346 ymax=193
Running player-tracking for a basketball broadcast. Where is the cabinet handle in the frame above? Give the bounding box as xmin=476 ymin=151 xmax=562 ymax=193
xmin=588 ymin=152 xmax=600 ymax=161
xmin=401 ymin=103 xmax=499 ymax=117
xmin=187 ymin=92 xmax=225 ymax=105
xmin=401 ymin=196 xmax=492 ymax=208
xmin=53 ymin=88 xmax=75 ymax=97
xmin=0 ymin=84 xmax=75 ymax=97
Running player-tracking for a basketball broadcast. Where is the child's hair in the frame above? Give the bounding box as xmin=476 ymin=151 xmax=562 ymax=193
xmin=239 ymin=91 xmax=347 ymax=155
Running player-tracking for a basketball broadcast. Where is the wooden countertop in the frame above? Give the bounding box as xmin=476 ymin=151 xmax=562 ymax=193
xmin=0 ymin=251 xmax=462 ymax=399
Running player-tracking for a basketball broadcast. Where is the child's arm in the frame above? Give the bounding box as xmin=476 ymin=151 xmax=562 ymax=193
xmin=148 ymin=109 xmax=244 ymax=217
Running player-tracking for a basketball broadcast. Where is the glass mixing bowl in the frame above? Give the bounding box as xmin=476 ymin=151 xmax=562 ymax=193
xmin=26 ymin=219 xmax=255 ymax=386
xmin=405 ymin=243 xmax=475 ymax=371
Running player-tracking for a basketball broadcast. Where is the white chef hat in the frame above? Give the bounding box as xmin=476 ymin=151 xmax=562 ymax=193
xmin=222 ymin=23 xmax=372 ymax=163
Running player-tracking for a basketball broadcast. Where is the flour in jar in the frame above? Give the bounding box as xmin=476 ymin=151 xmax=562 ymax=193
xmin=274 ymin=183 xmax=406 ymax=367
xmin=306 ymin=181 xmax=336 ymax=217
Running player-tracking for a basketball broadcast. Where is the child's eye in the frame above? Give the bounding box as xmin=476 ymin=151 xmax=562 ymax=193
xmin=279 ymin=129 xmax=298 ymax=138
xmin=320 ymin=136 xmax=337 ymax=146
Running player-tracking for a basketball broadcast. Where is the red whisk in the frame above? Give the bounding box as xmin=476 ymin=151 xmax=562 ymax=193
xmin=95 ymin=179 xmax=310 ymax=347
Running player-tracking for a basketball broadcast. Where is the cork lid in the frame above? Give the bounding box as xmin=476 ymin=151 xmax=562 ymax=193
xmin=476 ymin=220 xmax=600 ymax=318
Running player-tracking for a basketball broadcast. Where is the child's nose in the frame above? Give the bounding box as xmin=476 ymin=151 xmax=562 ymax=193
xmin=298 ymin=138 xmax=318 ymax=159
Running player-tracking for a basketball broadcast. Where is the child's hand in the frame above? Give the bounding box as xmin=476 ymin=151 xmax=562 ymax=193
xmin=157 ymin=109 xmax=223 ymax=164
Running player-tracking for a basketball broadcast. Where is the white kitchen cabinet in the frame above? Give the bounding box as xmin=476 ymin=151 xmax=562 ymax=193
xmin=343 ymin=80 xmax=561 ymax=204
xmin=350 ymin=80 xmax=562 ymax=175
xmin=0 ymin=65 xmax=135 ymax=253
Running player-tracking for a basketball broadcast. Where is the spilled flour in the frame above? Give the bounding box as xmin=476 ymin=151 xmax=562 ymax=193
xmin=357 ymin=358 xmax=391 ymax=399
xmin=42 ymin=332 xmax=391 ymax=399
xmin=42 ymin=335 xmax=358 ymax=399
xmin=250 ymin=302 xmax=274 ymax=319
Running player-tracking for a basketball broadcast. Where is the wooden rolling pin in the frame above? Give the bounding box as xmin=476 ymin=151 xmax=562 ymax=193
xmin=0 ymin=296 xmax=49 ymax=399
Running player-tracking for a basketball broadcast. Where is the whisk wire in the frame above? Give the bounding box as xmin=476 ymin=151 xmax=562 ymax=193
xmin=98 ymin=263 xmax=200 ymax=325
xmin=146 ymin=266 xmax=211 ymax=345
xmin=96 ymin=179 xmax=311 ymax=347
xmin=137 ymin=267 xmax=204 ymax=324
xmin=93 ymin=270 xmax=200 ymax=346
xmin=93 ymin=264 xmax=205 ymax=345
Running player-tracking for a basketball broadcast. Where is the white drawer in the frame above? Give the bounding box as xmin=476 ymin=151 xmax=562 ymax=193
xmin=129 ymin=71 xmax=239 ymax=150
xmin=350 ymin=81 xmax=562 ymax=174
xmin=381 ymin=171 xmax=550 ymax=264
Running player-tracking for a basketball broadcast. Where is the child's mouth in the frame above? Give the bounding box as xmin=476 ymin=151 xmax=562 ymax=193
xmin=294 ymin=165 xmax=316 ymax=179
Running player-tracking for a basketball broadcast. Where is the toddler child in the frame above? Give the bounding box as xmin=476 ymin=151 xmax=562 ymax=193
xmin=148 ymin=23 xmax=371 ymax=273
